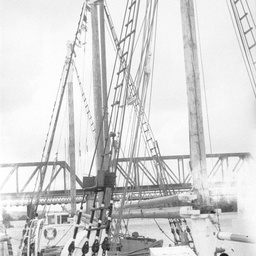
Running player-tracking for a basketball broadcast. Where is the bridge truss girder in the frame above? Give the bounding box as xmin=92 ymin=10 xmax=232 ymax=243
xmin=0 ymin=152 xmax=250 ymax=206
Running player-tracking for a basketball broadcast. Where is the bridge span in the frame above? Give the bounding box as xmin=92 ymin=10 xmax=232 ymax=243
xmin=0 ymin=152 xmax=250 ymax=206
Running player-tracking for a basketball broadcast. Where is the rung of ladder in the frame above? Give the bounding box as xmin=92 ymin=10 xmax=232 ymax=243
xmin=147 ymin=138 xmax=152 ymax=142
xmin=121 ymin=51 xmax=128 ymax=58
xmin=240 ymin=13 xmax=248 ymax=20
xmin=129 ymin=1 xmax=136 ymax=9
xmin=126 ymin=19 xmax=133 ymax=27
xmin=244 ymin=27 xmax=253 ymax=35
xmin=118 ymin=30 xmax=135 ymax=45
xmin=111 ymin=101 xmax=120 ymax=107
xmin=114 ymin=83 xmax=123 ymax=89
xmin=249 ymin=42 xmax=256 ymax=50
xmin=117 ymin=67 xmax=126 ymax=75
xmin=234 ymin=0 xmax=239 ymax=4
xmin=150 ymin=147 xmax=156 ymax=151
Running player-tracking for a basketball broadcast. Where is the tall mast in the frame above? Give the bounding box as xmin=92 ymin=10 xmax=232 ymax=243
xmin=99 ymin=0 xmax=108 ymax=148
xmin=99 ymin=0 xmax=112 ymax=212
xmin=180 ymin=1 xmax=215 ymax=255
xmin=90 ymin=1 xmax=103 ymax=173
xmin=90 ymin=0 xmax=105 ymax=186
xmin=67 ymin=41 xmax=77 ymax=216
xmin=180 ymin=0 xmax=210 ymax=207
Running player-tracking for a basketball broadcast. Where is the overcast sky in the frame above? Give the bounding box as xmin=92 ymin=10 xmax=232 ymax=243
xmin=1 ymin=0 xmax=255 ymax=170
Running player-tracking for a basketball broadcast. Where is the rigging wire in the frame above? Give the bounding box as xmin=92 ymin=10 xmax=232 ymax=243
xmin=78 ymin=95 xmax=83 ymax=170
xmin=74 ymin=5 xmax=90 ymax=175
xmin=153 ymin=219 xmax=175 ymax=243
xmin=96 ymin=0 xmax=144 ymax=182
xmin=26 ymin=61 xmax=68 ymax=214
xmin=194 ymin=1 xmax=224 ymax=232
xmin=226 ymin=0 xmax=256 ymax=98
xmin=112 ymin=0 xmax=176 ymax=240
xmin=103 ymin=5 xmax=146 ymax=180
xmin=110 ymin=0 xmax=145 ymax=241
xmin=147 ymin=0 xmax=158 ymax=124
xmin=245 ymin=0 xmax=256 ymax=28
xmin=85 ymin=1 xmax=134 ymax=177
xmin=42 ymin=153 xmax=59 ymax=214
xmin=30 ymin=2 xmax=88 ymax=216
xmin=56 ymin=98 xmax=68 ymax=151
xmin=107 ymin=0 xmax=170 ymax=202
xmin=82 ymin=19 xmax=89 ymax=175
xmin=194 ymin=0 xmax=213 ymax=157
xmin=40 ymin=62 xmax=67 ymax=162
xmin=142 ymin=0 xmax=171 ymax=196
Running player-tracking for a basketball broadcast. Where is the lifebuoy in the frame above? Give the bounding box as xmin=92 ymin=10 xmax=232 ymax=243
xmin=44 ymin=227 xmax=57 ymax=240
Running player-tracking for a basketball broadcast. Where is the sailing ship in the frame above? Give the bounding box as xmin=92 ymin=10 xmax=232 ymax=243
xmin=10 ymin=0 xmax=256 ymax=255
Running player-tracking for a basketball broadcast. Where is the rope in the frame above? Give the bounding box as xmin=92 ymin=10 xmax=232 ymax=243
xmin=226 ymin=0 xmax=256 ymax=98
xmin=54 ymin=224 xmax=73 ymax=246
xmin=33 ymin=2 xmax=88 ymax=215
xmin=194 ymin=0 xmax=214 ymax=170
xmin=57 ymin=101 xmax=68 ymax=151
xmin=68 ymin=191 xmax=87 ymax=255
xmin=40 ymin=63 xmax=67 ymax=163
xmin=154 ymin=219 xmax=175 ymax=243
xmin=73 ymin=62 xmax=96 ymax=133
xmin=42 ymin=153 xmax=59 ymax=214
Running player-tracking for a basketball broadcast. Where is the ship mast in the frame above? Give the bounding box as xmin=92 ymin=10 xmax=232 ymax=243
xmin=180 ymin=0 xmax=210 ymax=207
xmin=90 ymin=0 xmax=109 ymax=190
xmin=91 ymin=1 xmax=104 ymax=182
xmin=67 ymin=42 xmax=77 ymax=216
xmin=180 ymin=1 xmax=215 ymax=255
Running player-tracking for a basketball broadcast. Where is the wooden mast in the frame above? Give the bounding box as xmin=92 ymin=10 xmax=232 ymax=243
xmin=180 ymin=0 xmax=210 ymax=207
xmin=67 ymin=41 xmax=77 ymax=216
xmin=99 ymin=0 xmax=112 ymax=215
xmin=90 ymin=0 xmax=110 ymax=184
xmin=89 ymin=0 xmax=112 ymax=223
xmin=180 ymin=1 xmax=215 ymax=255
xmin=99 ymin=0 xmax=108 ymax=150
xmin=90 ymin=1 xmax=105 ymax=187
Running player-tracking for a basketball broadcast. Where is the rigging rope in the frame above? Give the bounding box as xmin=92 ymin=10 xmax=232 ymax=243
xmin=226 ymin=0 xmax=256 ymax=98
xmin=73 ymin=62 xmax=96 ymax=133
xmin=26 ymin=61 xmax=68 ymax=217
xmin=40 ymin=63 xmax=67 ymax=163
xmin=154 ymin=219 xmax=175 ymax=243
xmin=194 ymin=0 xmax=214 ymax=162
xmin=24 ymin=2 xmax=88 ymax=220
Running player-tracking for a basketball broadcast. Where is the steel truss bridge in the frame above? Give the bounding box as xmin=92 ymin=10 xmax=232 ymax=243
xmin=0 ymin=152 xmax=251 ymax=206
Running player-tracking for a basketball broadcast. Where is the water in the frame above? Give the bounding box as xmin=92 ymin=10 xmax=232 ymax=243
xmin=2 ymin=212 xmax=254 ymax=256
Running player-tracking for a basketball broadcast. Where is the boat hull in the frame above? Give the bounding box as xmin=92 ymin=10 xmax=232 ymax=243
xmin=108 ymin=235 xmax=163 ymax=256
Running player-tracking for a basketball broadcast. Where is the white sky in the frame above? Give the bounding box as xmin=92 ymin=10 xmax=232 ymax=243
xmin=0 ymin=0 xmax=255 ymax=169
